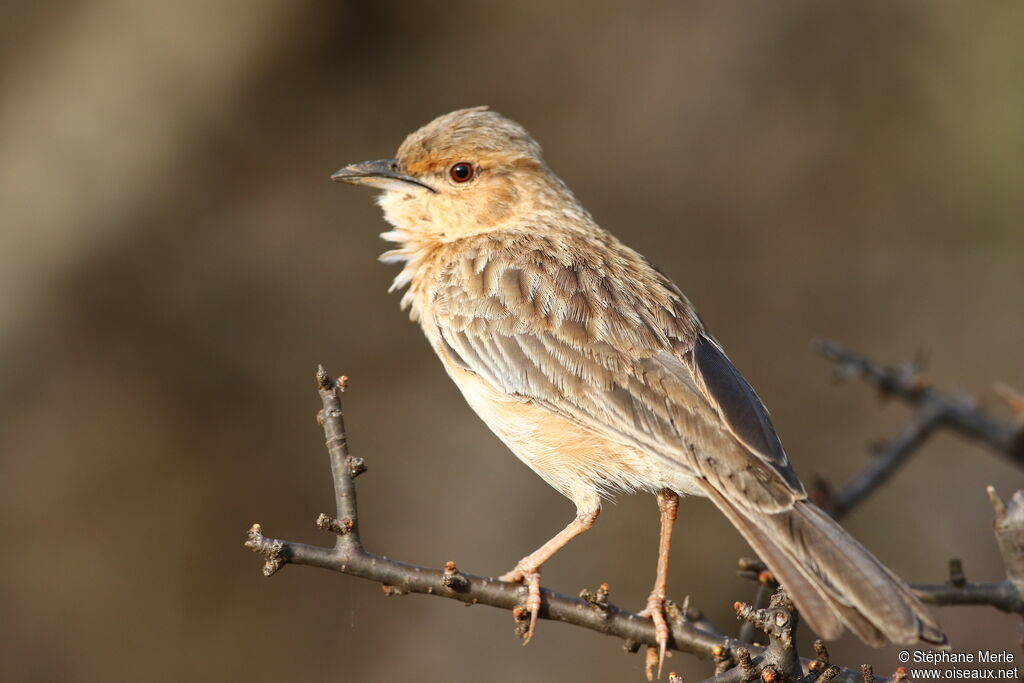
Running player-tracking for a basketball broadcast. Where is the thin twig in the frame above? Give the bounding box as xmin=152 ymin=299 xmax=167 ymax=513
xmin=736 ymin=559 xmax=778 ymax=645
xmin=246 ymin=369 xmax=751 ymax=663
xmin=699 ymin=589 xmax=874 ymax=683
xmin=814 ymin=339 xmax=1024 ymax=465
xmin=246 ymin=520 xmax=738 ymax=652
xmin=912 ymin=580 xmax=1024 ymax=613
xmin=809 ymin=342 xmax=1024 ymax=617
xmin=823 ymin=401 xmax=946 ymax=519
xmin=910 ymin=486 xmax=1024 ymax=617
xmin=244 ymin=366 xmax=1023 ymax=681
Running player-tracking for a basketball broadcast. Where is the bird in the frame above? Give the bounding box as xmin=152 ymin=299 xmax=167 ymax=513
xmin=331 ymin=106 xmax=946 ymax=678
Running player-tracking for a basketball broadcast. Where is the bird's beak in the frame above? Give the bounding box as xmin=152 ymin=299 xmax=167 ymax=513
xmin=330 ymin=158 xmax=436 ymax=193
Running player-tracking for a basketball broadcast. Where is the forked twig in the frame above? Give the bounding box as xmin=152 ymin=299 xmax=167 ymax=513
xmin=244 ymin=365 xmax=1023 ymax=680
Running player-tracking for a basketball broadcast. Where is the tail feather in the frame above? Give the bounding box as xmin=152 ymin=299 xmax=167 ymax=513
xmin=701 ymin=484 xmax=947 ymax=647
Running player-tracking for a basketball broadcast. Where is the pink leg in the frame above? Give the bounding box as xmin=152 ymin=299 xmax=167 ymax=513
xmin=639 ymin=489 xmax=679 ymax=680
xmin=500 ymin=507 xmax=600 ymax=643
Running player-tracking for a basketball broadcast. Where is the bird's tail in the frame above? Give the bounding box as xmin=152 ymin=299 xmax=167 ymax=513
xmin=702 ymin=486 xmax=947 ymax=647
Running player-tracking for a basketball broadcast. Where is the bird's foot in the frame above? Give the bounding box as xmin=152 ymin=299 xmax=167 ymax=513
xmin=500 ymin=562 xmax=542 ymax=644
xmin=638 ymin=591 xmax=671 ymax=680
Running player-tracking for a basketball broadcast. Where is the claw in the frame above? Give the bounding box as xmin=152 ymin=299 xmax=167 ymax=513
xmin=644 ymin=647 xmax=662 ymax=681
xmin=522 ymin=569 xmax=541 ymax=643
xmin=640 ymin=489 xmax=679 ymax=680
xmin=501 ymin=563 xmax=542 ymax=643
xmin=497 ymin=509 xmax=600 ymax=646
xmin=639 ymin=592 xmax=671 ymax=680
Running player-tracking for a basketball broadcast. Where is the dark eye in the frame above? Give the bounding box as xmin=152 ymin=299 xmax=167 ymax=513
xmin=449 ymin=162 xmax=475 ymax=183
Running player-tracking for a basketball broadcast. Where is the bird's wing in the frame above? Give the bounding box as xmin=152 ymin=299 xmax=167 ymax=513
xmin=427 ymin=232 xmax=804 ymax=511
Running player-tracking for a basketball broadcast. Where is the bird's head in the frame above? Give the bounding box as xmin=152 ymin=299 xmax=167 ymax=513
xmin=332 ymin=107 xmax=577 ymax=239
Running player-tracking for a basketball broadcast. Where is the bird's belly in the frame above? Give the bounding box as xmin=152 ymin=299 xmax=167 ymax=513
xmin=443 ymin=360 xmax=702 ymax=507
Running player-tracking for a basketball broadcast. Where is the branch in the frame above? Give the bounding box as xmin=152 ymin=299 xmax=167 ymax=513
xmin=988 ymin=486 xmax=1024 ymax=590
xmin=736 ymin=558 xmax=778 ymax=645
xmin=812 ymin=340 xmax=1023 ymax=520
xmin=244 ymin=368 xmax=876 ymax=681
xmin=695 ymin=588 xmax=877 ymax=683
xmin=814 ymin=340 xmax=1024 ymax=468
xmin=243 ymin=366 xmax=1022 ymax=681
xmin=245 ymin=369 xmax=755 ymax=667
xmin=910 ymin=487 xmax=1024 ymax=616
xmin=807 ymin=342 xmax=1024 ymax=618
xmin=818 ymin=401 xmax=945 ymax=520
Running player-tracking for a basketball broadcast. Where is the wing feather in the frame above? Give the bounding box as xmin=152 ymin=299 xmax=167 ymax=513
xmin=427 ymin=231 xmax=803 ymax=511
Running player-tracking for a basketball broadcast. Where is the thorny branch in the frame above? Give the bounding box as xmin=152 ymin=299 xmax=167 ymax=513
xmin=245 ymin=363 xmax=1024 ymax=681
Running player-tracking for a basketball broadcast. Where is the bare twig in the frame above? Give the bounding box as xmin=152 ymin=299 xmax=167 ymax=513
xmin=987 ymin=487 xmax=1024 ymax=590
xmin=821 ymin=401 xmax=945 ymax=520
xmin=736 ymin=558 xmax=778 ymax=645
xmin=993 ymin=382 xmax=1024 ymax=416
xmin=814 ymin=339 xmax=1024 ymax=466
xmin=245 ymin=369 xmax=757 ymax=666
xmin=912 ymin=579 xmax=1024 ymax=613
xmin=812 ymin=339 xmax=1023 ymax=521
xmin=244 ymin=366 xmax=1023 ymax=681
xmin=698 ymin=589 xmax=867 ymax=683
xmin=909 ymin=487 xmax=1024 ymax=616
xmin=806 ymin=341 xmax=1024 ymax=618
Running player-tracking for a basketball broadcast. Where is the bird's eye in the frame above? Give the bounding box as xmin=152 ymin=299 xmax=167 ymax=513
xmin=449 ymin=162 xmax=475 ymax=183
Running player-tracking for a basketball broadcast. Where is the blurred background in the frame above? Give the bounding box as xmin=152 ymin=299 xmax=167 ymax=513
xmin=2 ymin=2 xmax=1022 ymax=681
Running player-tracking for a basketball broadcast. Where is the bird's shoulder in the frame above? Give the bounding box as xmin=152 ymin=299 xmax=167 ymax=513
xmin=420 ymin=227 xmax=703 ymax=354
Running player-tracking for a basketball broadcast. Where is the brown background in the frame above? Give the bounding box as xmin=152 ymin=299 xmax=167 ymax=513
xmin=2 ymin=2 xmax=1022 ymax=681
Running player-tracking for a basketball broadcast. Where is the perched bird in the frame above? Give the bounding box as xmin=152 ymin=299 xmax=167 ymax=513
xmin=331 ymin=107 xmax=946 ymax=678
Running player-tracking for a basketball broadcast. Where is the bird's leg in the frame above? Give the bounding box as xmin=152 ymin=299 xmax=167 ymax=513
xmin=638 ymin=489 xmax=679 ymax=680
xmin=500 ymin=506 xmax=600 ymax=643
